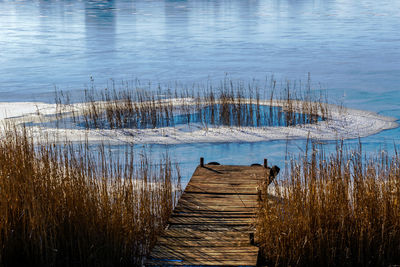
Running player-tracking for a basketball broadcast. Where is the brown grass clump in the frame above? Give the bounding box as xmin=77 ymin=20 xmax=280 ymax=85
xmin=54 ymin=77 xmax=329 ymax=130
xmin=257 ymin=142 xmax=400 ymax=266
xmin=0 ymin=126 xmax=180 ymax=266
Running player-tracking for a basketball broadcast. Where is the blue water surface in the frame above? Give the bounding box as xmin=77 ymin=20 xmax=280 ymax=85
xmin=1 ymin=0 xmax=399 ymax=184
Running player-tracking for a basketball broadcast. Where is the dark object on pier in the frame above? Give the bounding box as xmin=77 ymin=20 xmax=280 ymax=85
xmin=270 ymin=165 xmax=280 ymax=178
xmin=200 ymin=157 xmax=204 ymax=167
xmin=251 ymin=158 xmax=268 ymax=168
xmin=207 ymin=161 xmax=220 ymax=165
xmin=268 ymin=165 xmax=280 ymax=185
xmin=264 ymin=158 xmax=268 ymax=168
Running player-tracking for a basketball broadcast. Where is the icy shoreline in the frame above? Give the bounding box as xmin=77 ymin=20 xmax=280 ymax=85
xmin=1 ymin=100 xmax=398 ymax=145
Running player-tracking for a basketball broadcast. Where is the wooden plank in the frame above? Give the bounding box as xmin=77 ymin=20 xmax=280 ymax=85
xmin=178 ymin=196 xmax=258 ymax=203
xmin=173 ymin=206 xmax=258 ymax=212
xmin=146 ymin=164 xmax=274 ymax=266
xmin=159 ymin=229 xmax=251 ymax=238
xmin=168 ymin=225 xmax=253 ymax=232
xmin=156 ymin=238 xmax=250 ymax=247
xmin=146 ymin=259 xmax=259 ymax=266
xmin=149 ymin=252 xmax=259 ymax=262
xmin=168 ymin=217 xmax=254 ymax=225
xmin=173 ymin=208 xmax=256 ymax=215
xmin=171 ymin=213 xmax=255 ymax=218
xmin=151 ymin=246 xmax=259 ymax=254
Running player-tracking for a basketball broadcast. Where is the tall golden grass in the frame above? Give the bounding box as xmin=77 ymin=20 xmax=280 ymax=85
xmin=0 ymin=126 xmax=180 ymax=266
xmin=257 ymin=142 xmax=400 ymax=266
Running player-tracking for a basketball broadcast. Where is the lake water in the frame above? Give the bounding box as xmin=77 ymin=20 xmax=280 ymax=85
xmin=1 ymin=0 xmax=399 ymax=183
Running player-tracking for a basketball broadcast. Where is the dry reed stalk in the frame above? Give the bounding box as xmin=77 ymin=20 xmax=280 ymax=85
xmin=55 ymin=78 xmax=329 ymax=131
xmin=0 ymin=126 xmax=180 ymax=266
xmin=257 ymin=142 xmax=400 ymax=266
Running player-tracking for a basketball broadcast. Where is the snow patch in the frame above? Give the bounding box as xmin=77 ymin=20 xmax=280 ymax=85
xmin=0 ymin=100 xmax=398 ymax=145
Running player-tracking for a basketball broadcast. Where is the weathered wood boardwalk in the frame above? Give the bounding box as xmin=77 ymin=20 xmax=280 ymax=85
xmin=146 ymin=159 xmax=279 ymax=266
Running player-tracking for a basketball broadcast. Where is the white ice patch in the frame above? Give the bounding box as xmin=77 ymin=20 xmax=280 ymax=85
xmin=0 ymin=102 xmax=57 ymax=120
xmin=0 ymin=100 xmax=398 ymax=144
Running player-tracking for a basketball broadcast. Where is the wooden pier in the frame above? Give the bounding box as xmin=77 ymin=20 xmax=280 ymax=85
xmin=146 ymin=158 xmax=279 ymax=266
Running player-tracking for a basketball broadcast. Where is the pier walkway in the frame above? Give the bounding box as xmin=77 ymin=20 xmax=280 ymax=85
xmin=146 ymin=158 xmax=279 ymax=266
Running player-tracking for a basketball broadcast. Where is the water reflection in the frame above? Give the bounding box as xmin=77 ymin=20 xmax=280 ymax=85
xmin=165 ymin=0 xmax=189 ymax=30
xmin=1 ymin=0 xmax=399 ymax=100
xmin=85 ymin=1 xmax=116 ymax=54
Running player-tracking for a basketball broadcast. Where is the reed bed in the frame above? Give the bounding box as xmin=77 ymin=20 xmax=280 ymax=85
xmin=0 ymin=126 xmax=181 ymax=267
xmin=54 ymin=78 xmax=329 ymax=130
xmin=257 ymin=142 xmax=400 ymax=266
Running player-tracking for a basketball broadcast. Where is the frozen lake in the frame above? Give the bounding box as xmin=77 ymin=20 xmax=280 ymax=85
xmin=1 ymin=0 xmax=399 ymax=183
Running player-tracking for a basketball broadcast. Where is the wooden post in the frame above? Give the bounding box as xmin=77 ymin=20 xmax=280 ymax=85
xmin=249 ymin=233 xmax=255 ymax=245
xmin=263 ymin=158 xmax=268 ymax=168
xmin=200 ymin=157 xmax=204 ymax=167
